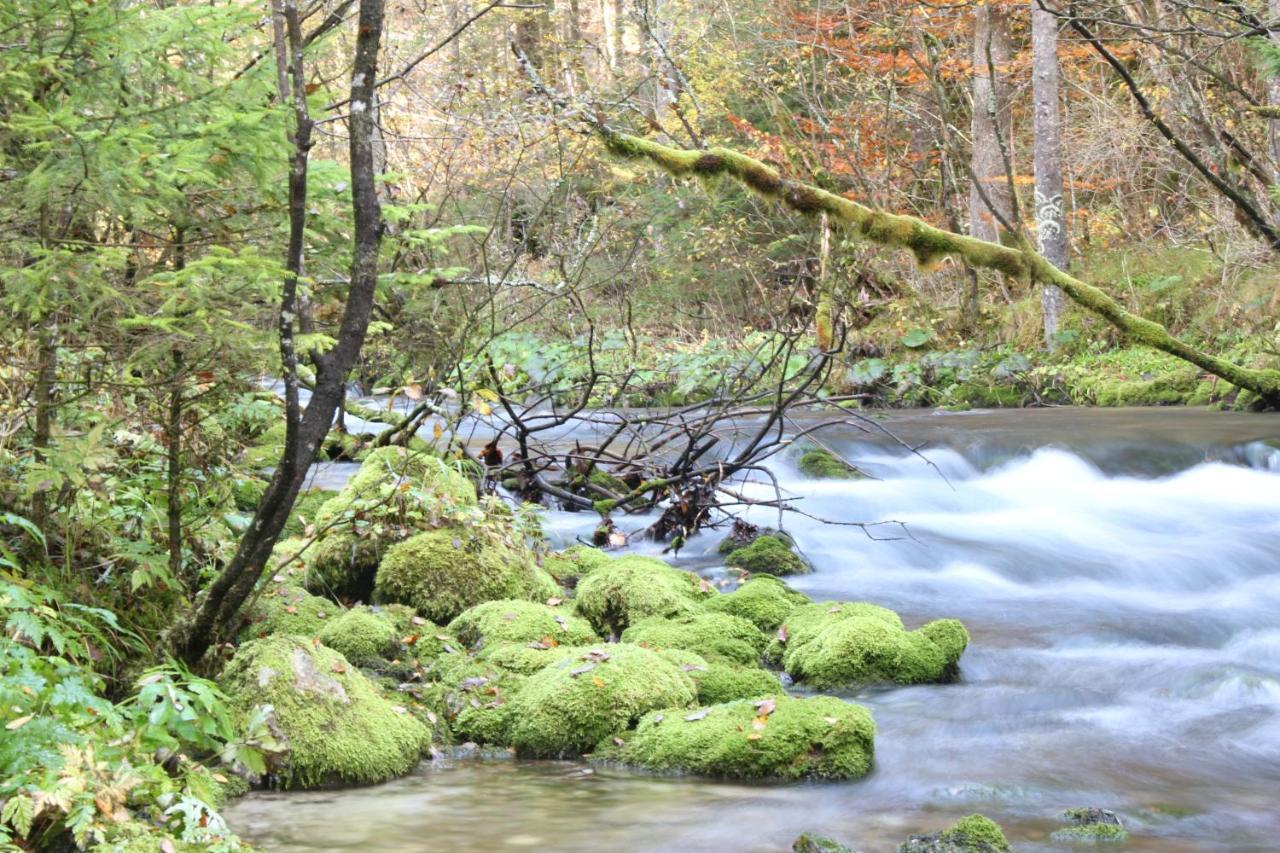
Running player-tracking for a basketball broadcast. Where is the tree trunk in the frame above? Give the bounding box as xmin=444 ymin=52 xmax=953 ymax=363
xmin=1031 ymin=0 xmax=1068 ymax=348
xmin=175 ymin=0 xmax=388 ymax=665
xmin=1269 ymin=0 xmax=1280 ymax=180
xmin=969 ymin=2 xmax=1013 ymax=244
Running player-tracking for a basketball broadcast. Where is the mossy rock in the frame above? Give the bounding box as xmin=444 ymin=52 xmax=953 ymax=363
xmin=602 ymin=694 xmax=874 ymax=781
xmin=283 ymin=488 xmax=338 ymax=538
xmin=573 ymin=555 xmax=714 ymax=636
xmin=541 ymin=544 xmax=614 ymax=586
xmin=340 ymin=445 xmax=476 ymax=509
xmin=716 ymin=525 xmax=793 ymax=555
xmin=723 ymin=535 xmax=809 ymax=576
xmin=304 ymin=529 xmax=384 ymax=602
xmin=621 ymin=612 xmax=767 ymax=665
xmin=797 ymin=448 xmax=862 ymax=479
xmin=221 ymin=635 xmax=429 ymax=788
xmin=706 ymin=575 xmax=811 ymax=631
xmin=241 ymin=579 xmax=338 ymax=639
xmin=773 ymin=603 xmax=968 ymax=688
xmin=429 ymin=656 xmax=530 ymax=745
xmin=375 ymin=527 xmax=555 ymax=624
xmin=243 ymin=421 xmax=287 ymax=469
xmin=899 ymin=814 xmax=1010 ymax=852
xmin=317 ymin=606 xmax=400 ymax=665
xmin=231 ymin=477 xmax=268 ymax=512
xmin=449 ymin=599 xmax=599 ymax=650
xmin=508 ymin=643 xmax=697 ymax=758
xmin=475 ymin=641 xmax=583 ymax=675
xmin=692 ymin=661 xmax=783 ymax=705
xmin=1051 ymin=808 xmax=1128 ymax=843
xmin=793 ymin=833 xmax=853 ymax=853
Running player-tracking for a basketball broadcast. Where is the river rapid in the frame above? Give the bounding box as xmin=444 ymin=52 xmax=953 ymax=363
xmin=225 ymin=408 xmax=1280 ymax=852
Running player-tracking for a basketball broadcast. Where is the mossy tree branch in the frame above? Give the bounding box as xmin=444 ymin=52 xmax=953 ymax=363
xmin=600 ymin=131 xmax=1280 ymax=407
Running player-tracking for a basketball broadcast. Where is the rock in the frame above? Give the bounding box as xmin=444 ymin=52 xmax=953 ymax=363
xmin=621 ymin=612 xmax=767 ymax=665
xmin=691 ymin=661 xmax=783 ymax=705
xmin=715 ymin=520 xmax=794 ymax=554
xmin=429 ymin=655 xmax=530 ymax=746
xmin=797 ymin=448 xmax=862 ymax=480
xmin=241 ymin=578 xmax=335 ymax=640
xmin=722 ymin=534 xmax=809 ymax=576
xmin=508 ymin=643 xmax=697 ymax=758
xmin=899 ymin=815 xmax=1011 ymax=853
xmin=793 ymin=833 xmax=854 ymax=853
xmin=572 ymin=555 xmax=714 ymax=636
xmin=374 ymin=527 xmax=558 ymax=624
xmin=317 ymin=606 xmax=399 ymax=665
xmin=221 ymin=636 xmax=429 ymax=788
xmin=449 ymin=599 xmax=599 ymax=650
xmin=705 ymin=575 xmax=812 ymax=631
xmin=281 ymin=487 xmax=338 ymax=538
xmin=1051 ymin=808 xmax=1128 ymax=843
xmin=770 ymin=602 xmax=968 ymax=688
xmin=540 ymin=544 xmax=614 ymax=586
xmin=602 ymin=694 xmax=875 ymax=781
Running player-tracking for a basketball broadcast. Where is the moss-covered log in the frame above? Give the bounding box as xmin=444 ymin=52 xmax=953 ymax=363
xmin=601 ymin=131 xmax=1280 ymax=408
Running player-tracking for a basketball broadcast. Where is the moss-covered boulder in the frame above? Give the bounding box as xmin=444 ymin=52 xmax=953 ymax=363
xmin=773 ymin=602 xmax=968 ymax=688
xmin=282 ymin=488 xmax=338 ymax=538
xmin=797 ymin=448 xmax=862 ymax=479
xmin=603 ymin=694 xmax=874 ymax=781
xmin=317 ymin=606 xmax=399 ymax=665
xmin=374 ymin=528 xmax=558 ymax=624
xmin=221 ymin=636 xmax=429 ymax=788
xmin=231 ymin=477 xmax=268 ymax=512
xmin=793 ymin=834 xmax=853 ymax=853
xmin=429 ymin=655 xmax=530 ymax=745
xmin=339 ymin=445 xmax=477 ymax=508
xmin=475 ymin=641 xmax=583 ymax=675
xmin=899 ymin=814 xmax=1010 ymax=852
xmin=705 ymin=575 xmax=811 ymax=631
xmin=573 ymin=555 xmax=713 ymax=636
xmin=508 ymin=644 xmax=697 ymax=758
xmin=241 ymin=579 xmax=336 ymax=639
xmin=449 ymin=599 xmax=599 ymax=650
xmin=693 ymin=661 xmax=783 ymax=704
xmin=1051 ymin=808 xmax=1127 ymax=843
xmin=541 ymin=544 xmax=613 ymax=586
xmin=621 ymin=612 xmax=767 ymax=665
xmin=723 ymin=534 xmax=809 ymax=576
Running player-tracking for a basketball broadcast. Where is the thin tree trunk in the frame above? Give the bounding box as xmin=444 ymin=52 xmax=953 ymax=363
xmin=176 ymin=0 xmax=388 ymax=665
xmin=30 ymin=320 xmax=56 ymax=537
xmin=969 ymin=2 xmax=1013 ymax=244
xmin=1032 ymin=0 xmax=1068 ymax=348
xmin=1269 ymin=0 xmax=1280 ymax=180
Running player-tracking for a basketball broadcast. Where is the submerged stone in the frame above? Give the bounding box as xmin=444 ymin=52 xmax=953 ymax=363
xmin=603 ymin=694 xmax=874 ymax=781
xmin=1052 ymin=808 xmax=1128 ymax=843
xmin=773 ymin=602 xmax=968 ymax=688
xmin=221 ymin=635 xmax=428 ymax=788
xmin=797 ymin=448 xmax=862 ymax=479
xmin=508 ymin=643 xmax=697 ymax=758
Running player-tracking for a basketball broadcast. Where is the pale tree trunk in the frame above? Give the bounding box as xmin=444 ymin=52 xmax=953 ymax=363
xmin=1032 ymin=0 xmax=1068 ymax=348
xmin=967 ymin=2 xmax=1014 ymax=327
xmin=1269 ymin=0 xmax=1280 ymax=180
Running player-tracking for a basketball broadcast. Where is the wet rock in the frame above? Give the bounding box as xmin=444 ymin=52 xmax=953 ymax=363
xmin=796 ymin=448 xmax=863 ymax=479
xmin=723 ymin=534 xmax=809 ymax=576
xmin=1051 ymin=808 xmax=1128 ymax=843
xmin=793 ymin=832 xmax=854 ymax=853
xmin=899 ymin=814 xmax=1010 ymax=852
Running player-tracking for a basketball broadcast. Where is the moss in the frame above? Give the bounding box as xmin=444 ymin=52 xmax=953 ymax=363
xmin=317 ymin=606 xmax=399 ymax=665
xmin=572 ymin=555 xmax=714 ymax=636
xmin=941 ymin=815 xmax=1011 ymax=852
xmin=774 ymin=603 xmax=968 ymax=688
xmin=342 ymin=445 xmax=476 ymax=507
xmin=428 ymin=656 xmax=529 ymax=745
xmin=602 ymin=694 xmax=874 ymax=781
xmin=541 ymin=544 xmax=613 ymax=585
xmin=693 ymin=661 xmax=782 ymax=705
xmin=283 ymin=488 xmax=338 ymax=538
xmin=221 ymin=635 xmax=429 ymax=788
xmin=232 ymin=477 xmax=267 ymax=512
xmin=706 ymin=575 xmax=811 ymax=631
xmin=374 ymin=527 xmax=550 ymax=624
xmin=587 ymin=467 xmax=627 ymax=494
xmin=621 ymin=612 xmax=767 ymax=665
xmin=723 ymin=535 xmax=809 ymax=576
xmin=304 ymin=529 xmax=384 ymax=601
xmin=448 ymin=599 xmax=599 ymax=650
xmin=243 ymin=421 xmax=287 ymax=469
xmin=1051 ymin=824 xmax=1129 ymax=843
xmin=508 ymin=643 xmax=697 ymax=758
xmin=241 ymin=579 xmax=336 ymax=639
xmin=796 ymin=448 xmax=862 ymax=479
xmin=793 ymin=833 xmax=853 ymax=853
xmin=475 ymin=641 xmax=582 ymax=675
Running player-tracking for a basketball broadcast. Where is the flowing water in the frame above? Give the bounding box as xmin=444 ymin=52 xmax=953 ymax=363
xmin=226 ymin=408 xmax=1280 ymax=852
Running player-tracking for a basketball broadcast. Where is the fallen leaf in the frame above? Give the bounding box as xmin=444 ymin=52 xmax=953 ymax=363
xmin=684 ymin=709 xmax=710 ymax=722
xmin=6 ymin=715 xmax=33 ymax=731
xmin=613 ymin=736 xmax=625 ymax=746
xmin=746 ymin=732 xmax=762 ymax=741
xmin=680 ymin=664 xmax=707 ymax=672
xmin=824 ymin=716 xmax=840 ymax=726
xmin=570 ymin=663 xmax=597 ymax=678
xmin=608 ymin=531 xmax=627 ymax=548
xmin=754 ymin=698 xmax=776 ymax=716
xmin=653 ymin=714 xmax=664 ymax=723
xmin=330 ymin=662 xmax=346 ymax=673
xmin=412 ymin=616 xmax=426 ymax=625
xmin=777 ymin=625 xmax=788 ymax=643
xmin=402 ymin=634 xmax=419 ymax=645
xmin=284 ymin=606 xmax=298 ymax=615
xmin=426 ymin=711 xmax=438 ymax=725
xmin=546 ymin=597 xmax=564 ymax=607
xmin=591 ymin=676 xmax=604 ymax=688
xmin=827 ymin=605 xmax=841 ymax=614
xmin=502 ymin=611 xmax=517 ymax=622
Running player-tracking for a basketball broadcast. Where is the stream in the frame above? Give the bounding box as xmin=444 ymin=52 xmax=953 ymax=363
xmin=225 ymin=408 xmax=1280 ymax=851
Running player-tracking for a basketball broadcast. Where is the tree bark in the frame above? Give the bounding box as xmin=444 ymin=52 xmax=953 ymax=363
xmin=175 ymin=0 xmax=388 ymax=665
xmin=969 ymin=2 xmax=1014 ymax=244
xmin=1032 ymin=0 xmax=1068 ymax=348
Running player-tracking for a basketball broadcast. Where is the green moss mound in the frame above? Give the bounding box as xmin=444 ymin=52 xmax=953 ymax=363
xmin=723 ymin=534 xmax=809 ymax=576
xmin=241 ymin=579 xmax=337 ymax=639
xmin=429 ymin=656 xmax=530 ymax=745
xmin=449 ymin=599 xmax=599 ymax=649
xmin=475 ymin=641 xmax=582 ymax=675
xmin=621 ymin=612 xmax=767 ymax=665
xmin=508 ymin=644 xmax=697 ymax=758
xmin=374 ymin=528 xmax=554 ymax=624
xmin=573 ymin=555 xmax=713 ymax=636
xmin=900 ymin=814 xmax=1011 ymax=852
xmin=1052 ymin=808 xmax=1128 ymax=843
xmin=283 ymin=488 xmax=338 ymax=538
xmin=706 ymin=575 xmax=811 ymax=630
xmin=604 ymin=694 xmax=874 ymax=781
xmin=317 ymin=606 xmax=399 ymax=665
xmin=231 ymin=477 xmax=267 ymax=512
xmin=221 ymin=635 xmax=429 ymax=788
xmin=340 ymin=445 xmax=477 ymax=508
xmin=793 ymin=833 xmax=853 ymax=853
xmin=797 ymin=448 xmax=861 ymax=479
xmin=693 ymin=661 xmax=782 ymax=704
xmin=541 ymin=544 xmax=614 ymax=585
xmin=775 ymin=603 xmax=968 ymax=687
xmin=305 ymin=530 xmax=384 ymax=601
